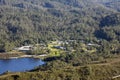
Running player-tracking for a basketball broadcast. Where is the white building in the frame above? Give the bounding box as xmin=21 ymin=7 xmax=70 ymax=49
xmin=15 ymin=45 xmax=33 ymax=53
xmin=17 ymin=46 xmax=33 ymax=51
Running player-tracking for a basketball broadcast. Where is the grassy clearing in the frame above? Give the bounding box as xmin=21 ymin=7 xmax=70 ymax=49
xmin=47 ymin=42 xmax=64 ymax=57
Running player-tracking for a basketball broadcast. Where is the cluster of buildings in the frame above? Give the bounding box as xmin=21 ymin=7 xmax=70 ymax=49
xmin=14 ymin=40 xmax=99 ymax=54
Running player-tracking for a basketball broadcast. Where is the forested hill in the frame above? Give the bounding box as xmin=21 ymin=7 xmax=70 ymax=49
xmin=0 ymin=0 xmax=120 ymax=51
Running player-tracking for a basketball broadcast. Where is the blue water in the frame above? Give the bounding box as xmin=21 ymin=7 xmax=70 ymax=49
xmin=0 ymin=58 xmax=45 ymax=74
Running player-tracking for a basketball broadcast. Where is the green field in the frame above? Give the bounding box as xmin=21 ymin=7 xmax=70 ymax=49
xmin=47 ymin=41 xmax=65 ymax=57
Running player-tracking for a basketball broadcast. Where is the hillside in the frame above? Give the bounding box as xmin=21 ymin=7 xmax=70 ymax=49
xmin=0 ymin=0 xmax=120 ymax=80
xmin=93 ymin=0 xmax=120 ymax=11
xmin=0 ymin=57 xmax=120 ymax=80
xmin=0 ymin=0 xmax=120 ymax=52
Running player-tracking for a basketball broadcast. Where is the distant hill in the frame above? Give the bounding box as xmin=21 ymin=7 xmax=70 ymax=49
xmin=93 ymin=0 xmax=120 ymax=11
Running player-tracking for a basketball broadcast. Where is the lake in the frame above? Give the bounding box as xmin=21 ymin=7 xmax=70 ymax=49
xmin=0 ymin=58 xmax=45 ymax=74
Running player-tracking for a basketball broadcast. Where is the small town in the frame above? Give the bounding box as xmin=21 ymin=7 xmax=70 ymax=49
xmin=0 ymin=40 xmax=100 ymax=59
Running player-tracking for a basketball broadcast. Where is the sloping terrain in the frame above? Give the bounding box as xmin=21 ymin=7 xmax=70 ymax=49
xmin=0 ymin=0 xmax=119 ymax=51
xmin=93 ymin=0 xmax=120 ymax=11
xmin=0 ymin=1 xmax=120 ymax=80
xmin=0 ymin=57 xmax=120 ymax=80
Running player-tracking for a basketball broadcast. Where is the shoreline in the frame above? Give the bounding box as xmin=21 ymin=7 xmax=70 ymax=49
xmin=10 ymin=54 xmax=48 ymax=59
xmin=0 ymin=53 xmax=47 ymax=60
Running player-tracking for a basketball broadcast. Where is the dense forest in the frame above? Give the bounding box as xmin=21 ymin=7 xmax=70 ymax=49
xmin=0 ymin=0 xmax=120 ymax=51
xmin=0 ymin=0 xmax=120 ymax=80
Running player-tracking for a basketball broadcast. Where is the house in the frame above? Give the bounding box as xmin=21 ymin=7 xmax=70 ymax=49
xmin=16 ymin=45 xmax=33 ymax=53
xmin=87 ymin=43 xmax=100 ymax=46
xmin=53 ymin=46 xmax=66 ymax=50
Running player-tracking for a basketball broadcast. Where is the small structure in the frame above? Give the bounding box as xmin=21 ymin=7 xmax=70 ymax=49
xmin=16 ymin=45 xmax=33 ymax=53
xmin=53 ymin=46 xmax=66 ymax=50
xmin=87 ymin=43 xmax=100 ymax=46
xmin=50 ymin=40 xmax=67 ymax=45
xmin=87 ymin=43 xmax=96 ymax=46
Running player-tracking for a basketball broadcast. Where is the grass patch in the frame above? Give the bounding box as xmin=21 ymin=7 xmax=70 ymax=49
xmin=47 ymin=42 xmax=64 ymax=57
